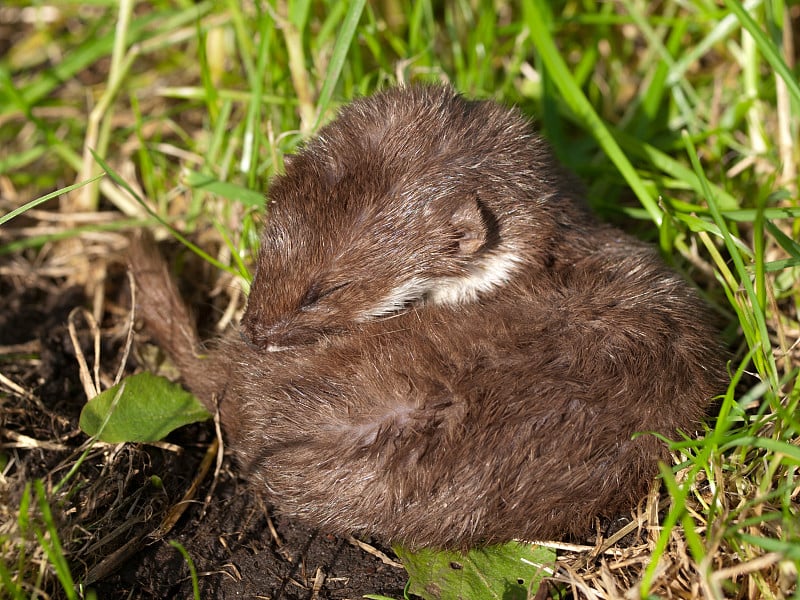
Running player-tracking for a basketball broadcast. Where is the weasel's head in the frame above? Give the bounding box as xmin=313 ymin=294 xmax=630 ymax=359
xmin=241 ymin=85 xmax=563 ymax=350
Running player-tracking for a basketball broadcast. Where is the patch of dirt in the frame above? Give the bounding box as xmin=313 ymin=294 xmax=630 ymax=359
xmin=0 ymin=260 xmax=408 ymax=599
xmin=92 ymin=472 xmax=408 ymax=598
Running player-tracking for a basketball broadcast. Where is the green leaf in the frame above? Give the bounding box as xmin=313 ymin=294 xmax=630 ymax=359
xmin=183 ymin=170 xmax=266 ymax=208
xmin=394 ymin=541 xmax=555 ymax=600
xmin=79 ymin=372 xmax=211 ymax=443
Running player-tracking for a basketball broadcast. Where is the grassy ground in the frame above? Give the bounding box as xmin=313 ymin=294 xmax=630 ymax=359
xmin=1 ymin=1 xmax=799 ymax=598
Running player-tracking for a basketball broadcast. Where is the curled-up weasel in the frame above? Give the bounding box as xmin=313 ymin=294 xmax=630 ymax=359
xmin=129 ymin=85 xmax=726 ymax=549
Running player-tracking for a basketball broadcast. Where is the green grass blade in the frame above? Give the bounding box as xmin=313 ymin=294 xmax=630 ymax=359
xmin=665 ymin=1 xmax=753 ymax=86
xmin=724 ymin=0 xmax=800 ymax=106
xmin=0 ymin=175 xmax=105 ymax=227
xmin=0 ymin=218 xmax=146 ymax=256
xmin=765 ymin=221 xmax=800 ymax=259
xmin=184 ymin=171 xmax=266 ymax=208
xmin=315 ymin=0 xmax=367 ymax=126
xmin=737 ymin=532 xmax=800 ymax=560
xmin=242 ymin=10 xmax=273 ymax=188
xmin=33 ymin=480 xmax=76 ymax=600
xmin=524 ymin=0 xmax=662 ymax=226
xmin=6 ymin=4 xmax=214 ymax=109
xmin=614 ymin=130 xmax=739 ymax=210
xmin=642 ymin=463 xmax=694 ymax=593
xmin=169 ymin=541 xmax=201 ymax=600
xmin=0 ymin=145 xmax=47 ymax=174
xmin=90 ymin=150 xmax=235 ymax=275
xmin=682 ymin=130 xmax=779 ymax=390
xmin=225 ymin=0 xmax=256 ymax=87
xmin=720 ymin=436 xmax=800 ymax=463
xmin=0 ymin=555 xmax=26 ymax=600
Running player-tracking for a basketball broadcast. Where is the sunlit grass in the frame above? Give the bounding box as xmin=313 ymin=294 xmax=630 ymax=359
xmin=1 ymin=0 xmax=798 ymax=597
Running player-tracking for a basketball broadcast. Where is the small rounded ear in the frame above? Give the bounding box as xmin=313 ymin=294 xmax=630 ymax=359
xmin=449 ymin=197 xmax=488 ymax=256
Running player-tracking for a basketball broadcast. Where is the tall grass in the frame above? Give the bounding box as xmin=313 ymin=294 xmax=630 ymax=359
xmin=1 ymin=1 xmax=797 ymax=597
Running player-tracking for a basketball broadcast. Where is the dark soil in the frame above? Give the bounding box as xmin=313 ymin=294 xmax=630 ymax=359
xmin=92 ymin=474 xmax=408 ymax=599
xmin=1 ymin=267 xmax=408 ymax=599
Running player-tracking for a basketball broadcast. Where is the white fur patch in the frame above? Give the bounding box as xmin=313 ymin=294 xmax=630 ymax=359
xmin=356 ymin=250 xmax=521 ymax=321
xmin=356 ymin=277 xmax=430 ymax=321
xmin=426 ymin=250 xmax=522 ymax=305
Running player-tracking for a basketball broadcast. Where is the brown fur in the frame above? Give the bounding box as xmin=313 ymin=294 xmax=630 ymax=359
xmin=129 ymin=85 xmax=727 ymax=549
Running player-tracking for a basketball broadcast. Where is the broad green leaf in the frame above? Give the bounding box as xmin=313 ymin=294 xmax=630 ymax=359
xmin=394 ymin=542 xmax=555 ymax=600
xmin=79 ymin=372 xmax=211 ymax=443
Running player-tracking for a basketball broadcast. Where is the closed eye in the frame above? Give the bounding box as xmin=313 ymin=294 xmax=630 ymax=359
xmin=299 ymin=281 xmax=350 ymax=310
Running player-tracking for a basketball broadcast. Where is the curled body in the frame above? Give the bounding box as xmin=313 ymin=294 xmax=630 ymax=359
xmin=130 ymin=85 xmax=726 ymax=549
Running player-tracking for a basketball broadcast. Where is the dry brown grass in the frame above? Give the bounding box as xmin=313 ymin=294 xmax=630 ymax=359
xmin=1 ymin=1 xmax=798 ymax=598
